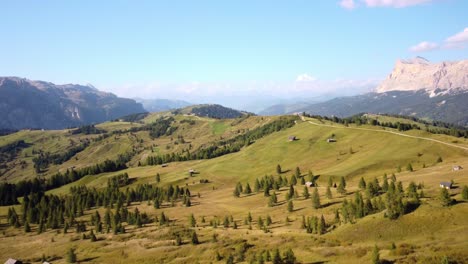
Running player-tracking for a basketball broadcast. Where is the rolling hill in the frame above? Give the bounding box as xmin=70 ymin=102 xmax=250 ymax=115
xmin=0 ymin=112 xmax=467 ymax=263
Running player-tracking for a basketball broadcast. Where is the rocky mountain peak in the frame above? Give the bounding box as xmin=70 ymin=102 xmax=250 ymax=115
xmin=376 ymin=58 xmax=468 ymax=93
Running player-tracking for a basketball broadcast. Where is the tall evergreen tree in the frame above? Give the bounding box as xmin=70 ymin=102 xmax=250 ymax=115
xmin=440 ymin=187 xmax=453 ymax=207
xmin=312 ymin=188 xmax=321 ymax=209
xmin=462 ymin=185 xmax=468 ymax=200
xmin=276 ymin=164 xmax=282 ymax=174
xmin=287 ymin=200 xmax=294 ymax=212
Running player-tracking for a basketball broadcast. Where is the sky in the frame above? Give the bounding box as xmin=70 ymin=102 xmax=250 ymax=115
xmin=0 ymin=0 xmax=467 ymax=110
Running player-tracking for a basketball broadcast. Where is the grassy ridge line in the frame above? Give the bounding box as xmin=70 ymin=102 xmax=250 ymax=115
xmin=304 ymin=118 xmax=468 ymax=151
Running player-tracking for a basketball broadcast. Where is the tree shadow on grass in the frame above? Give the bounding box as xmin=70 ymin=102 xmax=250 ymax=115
xmin=80 ymin=256 xmax=100 ymax=262
xmin=320 ymin=201 xmax=341 ymax=209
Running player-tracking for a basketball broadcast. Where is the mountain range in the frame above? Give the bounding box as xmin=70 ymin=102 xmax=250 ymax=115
xmin=0 ymin=77 xmax=145 ymax=130
xmin=261 ymin=57 xmax=468 ymax=126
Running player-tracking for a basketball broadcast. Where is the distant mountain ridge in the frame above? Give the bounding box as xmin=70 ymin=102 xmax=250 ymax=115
xmin=134 ymin=98 xmax=192 ymax=112
xmin=264 ymin=58 xmax=468 ymax=126
xmin=0 ymin=77 xmax=145 ymax=130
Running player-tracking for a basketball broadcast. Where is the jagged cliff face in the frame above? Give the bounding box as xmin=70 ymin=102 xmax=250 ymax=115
xmin=0 ymin=77 xmax=145 ymax=130
xmin=376 ymin=57 xmax=468 ymax=93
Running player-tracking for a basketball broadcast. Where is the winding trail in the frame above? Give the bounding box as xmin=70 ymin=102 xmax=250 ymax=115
xmin=302 ymin=117 xmax=468 ymax=152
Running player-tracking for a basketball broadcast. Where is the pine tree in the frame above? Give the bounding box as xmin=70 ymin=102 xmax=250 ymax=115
xmin=226 ymin=254 xmax=234 ymax=264
xmin=372 ymin=245 xmax=380 ymax=264
xmin=156 ymin=173 xmax=160 ymax=183
xmin=272 ymin=248 xmax=282 ymax=264
xmin=382 ymin=173 xmax=389 ymax=192
xmin=24 ymin=221 xmax=31 ymax=232
xmin=244 ymin=183 xmax=252 ymax=194
xmin=337 ymin=176 xmax=347 ymax=195
xmin=283 ymin=248 xmax=296 ymax=264
xmin=287 ymin=200 xmax=294 ymax=212
xmin=67 ymin=248 xmax=77 ymax=263
xmin=326 ymin=186 xmax=332 ymax=199
xmin=303 ymin=186 xmax=310 ymax=199
xmin=295 ymin=167 xmax=301 ymax=178
xmin=233 ymin=185 xmax=241 ymax=197
xmin=308 ymin=170 xmax=314 ymax=183
xmin=189 ymin=213 xmax=196 ymax=227
xmin=254 ymin=179 xmax=261 ymax=193
xmin=312 ymin=188 xmax=321 ymax=209
xmin=327 ymin=176 xmax=333 ymax=187
xmin=90 ymin=230 xmax=97 ymax=242
xmin=406 ymin=163 xmax=413 ymax=172
xmin=358 ymin=177 xmax=366 ymax=189
xmin=266 ymin=215 xmax=272 ymax=226
xmin=276 ymin=164 xmax=282 ymax=174
xmin=191 ymin=231 xmax=199 ymax=245
xmin=462 ymin=185 xmax=468 ymax=200
xmin=290 ymin=175 xmax=297 ymax=186
xmin=440 ymin=187 xmax=453 ymax=207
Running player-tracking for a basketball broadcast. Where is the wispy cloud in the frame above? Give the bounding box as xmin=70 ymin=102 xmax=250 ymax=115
xmin=445 ymin=27 xmax=468 ymax=47
xmin=296 ymin=73 xmax=317 ymax=82
xmin=339 ymin=0 xmax=356 ymax=10
xmin=409 ymin=27 xmax=468 ymax=52
xmin=364 ymin=0 xmax=432 ymax=8
xmin=339 ymin=0 xmax=434 ymax=9
xmin=409 ymin=41 xmax=439 ymax=52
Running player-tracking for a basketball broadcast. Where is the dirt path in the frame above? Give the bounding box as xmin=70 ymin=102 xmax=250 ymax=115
xmin=302 ymin=116 xmax=468 ymax=152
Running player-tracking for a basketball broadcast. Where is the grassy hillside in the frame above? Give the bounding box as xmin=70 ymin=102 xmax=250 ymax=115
xmin=0 ymin=114 xmax=467 ymax=263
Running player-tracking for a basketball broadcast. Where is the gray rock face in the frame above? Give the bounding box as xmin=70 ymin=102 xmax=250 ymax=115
xmin=376 ymin=57 xmax=468 ymax=93
xmin=0 ymin=77 xmax=145 ymax=130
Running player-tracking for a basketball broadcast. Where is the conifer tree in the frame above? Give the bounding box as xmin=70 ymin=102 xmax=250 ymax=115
xmin=358 ymin=177 xmax=366 ymax=189
xmin=312 ymin=188 xmax=321 ymax=209
xmin=189 ymin=213 xmax=196 ymax=227
xmin=287 ymin=200 xmax=294 ymax=212
xmin=283 ymin=248 xmax=296 ymax=264
xmin=372 ymin=245 xmax=380 ymax=264
xmin=67 ymin=248 xmax=77 ymax=263
xmin=440 ymin=187 xmax=452 ymax=207
xmin=191 ymin=231 xmax=199 ymax=245
xmin=462 ymin=185 xmax=468 ymax=200
xmin=276 ymin=164 xmax=282 ymax=174
xmin=303 ymin=186 xmax=310 ymax=199
xmin=326 ymin=186 xmax=332 ymax=199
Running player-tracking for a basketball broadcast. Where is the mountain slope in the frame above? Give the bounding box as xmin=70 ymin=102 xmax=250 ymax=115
xmin=0 ymin=77 xmax=145 ymax=130
xmin=297 ymin=58 xmax=468 ymax=126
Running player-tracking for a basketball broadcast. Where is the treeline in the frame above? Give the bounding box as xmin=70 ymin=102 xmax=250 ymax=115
xmin=0 ymin=152 xmax=134 ymax=205
xmin=0 ymin=140 xmax=29 ymax=164
xmin=5 ymin=180 xmax=192 ymax=235
xmin=303 ymin=113 xmax=468 ymax=137
xmin=191 ymin=104 xmax=245 ymax=119
xmin=145 ymin=116 xmax=298 ymax=165
xmin=0 ymin=128 xmax=18 ymax=136
xmin=71 ymin=125 xmax=105 ymax=135
xmin=32 ymin=141 xmax=90 ymax=173
xmin=115 ymin=112 xmax=149 ymax=123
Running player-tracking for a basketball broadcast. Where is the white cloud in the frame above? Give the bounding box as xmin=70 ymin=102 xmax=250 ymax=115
xmin=339 ymin=0 xmax=433 ymax=9
xmin=296 ymin=73 xmax=317 ymax=82
xmin=409 ymin=41 xmax=439 ymax=52
xmin=340 ymin=0 xmax=356 ymax=10
xmin=445 ymin=28 xmax=468 ymax=44
xmin=364 ymin=0 xmax=432 ymax=8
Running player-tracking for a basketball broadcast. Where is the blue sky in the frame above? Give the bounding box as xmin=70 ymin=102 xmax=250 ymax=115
xmin=0 ymin=0 xmax=467 ymax=107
